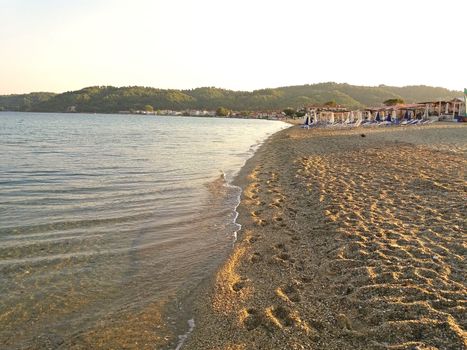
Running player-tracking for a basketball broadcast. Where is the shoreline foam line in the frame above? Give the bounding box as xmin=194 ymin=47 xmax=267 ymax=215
xmin=174 ymin=318 xmax=195 ymax=350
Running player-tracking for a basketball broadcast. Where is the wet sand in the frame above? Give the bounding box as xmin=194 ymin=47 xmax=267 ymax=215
xmin=185 ymin=123 xmax=466 ymax=349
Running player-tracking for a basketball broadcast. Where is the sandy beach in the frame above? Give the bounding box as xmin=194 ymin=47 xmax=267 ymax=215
xmin=184 ymin=123 xmax=466 ymax=350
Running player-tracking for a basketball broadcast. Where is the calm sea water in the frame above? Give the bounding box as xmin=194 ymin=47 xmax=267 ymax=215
xmin=0 ymin=112 xmax=289 ymax=349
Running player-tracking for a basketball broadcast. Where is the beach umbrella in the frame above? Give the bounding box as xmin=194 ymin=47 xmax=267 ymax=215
xmin=354 ymin=111 xmax=363 ymax=126
xmin=356 ymin=111 xmax=362 ymax=122
xmin=344 ymin=112 xmax=350 ymax=124
xmin=391 ymin=110 xmax=399 ymax=123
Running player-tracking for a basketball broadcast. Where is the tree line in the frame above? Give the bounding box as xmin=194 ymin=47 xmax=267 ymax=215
xmin=0 ymin=83 xmax=460 ymax=113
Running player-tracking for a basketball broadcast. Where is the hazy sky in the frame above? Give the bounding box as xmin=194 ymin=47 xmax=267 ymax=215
xmin=1 ymin=0 xmax=466 ymax=94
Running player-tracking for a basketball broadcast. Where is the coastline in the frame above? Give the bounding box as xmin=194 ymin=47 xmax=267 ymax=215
xmin=183 ymin=123 xmax=466 ymax=349
xmin=169 ymin=121 xmax=292 ymax=350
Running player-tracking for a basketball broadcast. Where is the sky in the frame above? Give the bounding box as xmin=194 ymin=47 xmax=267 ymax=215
xmin=0 ymin=0 xmax=466 ymax=94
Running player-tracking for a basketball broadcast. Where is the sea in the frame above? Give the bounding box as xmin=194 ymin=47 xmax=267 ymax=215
xmin=0 ymin=112 xmax=289 ymax=349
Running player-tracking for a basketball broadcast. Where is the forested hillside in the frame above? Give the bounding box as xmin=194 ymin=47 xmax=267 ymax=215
xmin=0 ymin=83 xmax=461 ymax=113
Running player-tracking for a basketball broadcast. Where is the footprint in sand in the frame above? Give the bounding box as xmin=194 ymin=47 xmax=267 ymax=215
xmin=247 ymin=235 xmax=260 ymax=244
xmin=231 ymin=280 xmax=247 ymax=292
xmin=290 ymin=235 xmax=300 ymax=242
xmin=274 ymin=243 xmax=287 ymax=251
xmin=336 ymin=313 xmax=352 ymax=330
xmin=267 ymin=305 xmax=295 ymax=327
xmin=285 ymin=230 xmax=300 ymax=242
xmin=276 ymin=252 xmax=294 ymax=263
xmin=251 ymin=210 xmax=262 ymax=218
xmin=251 ymin=211 xmax=268 ymax=227
xmin=277 ymin=284 xmax=301 ymax=303
xmin=241 ymin=308 xmax=262 ymax=331
xmin=269 ymin=198 xmax=284 ymax=209
xmin=250 ymin=252 xmax=262 ymax=263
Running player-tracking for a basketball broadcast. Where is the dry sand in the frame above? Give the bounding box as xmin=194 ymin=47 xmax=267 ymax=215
xmin=184 ymin=123 xmax=466 ymax=350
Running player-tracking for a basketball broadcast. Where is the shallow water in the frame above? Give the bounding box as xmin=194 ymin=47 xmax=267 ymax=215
xmin=0 ymin=112 xmax=289 ymax=348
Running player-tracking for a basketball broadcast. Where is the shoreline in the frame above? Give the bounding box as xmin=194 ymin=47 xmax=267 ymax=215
xmin=0 ymin=110 xmax=294 ymax=123
xmin=166 ymin=126 xmax=289 ymax=349
xmin=183 ymin=123 xmax=466 ymax=349
xmin=169 ymin=129 xmax=286 ymax=350
xmin=161 ymin=122 xmax=292 ymax=350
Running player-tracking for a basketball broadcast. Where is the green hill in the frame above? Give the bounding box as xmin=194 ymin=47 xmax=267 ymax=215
xmin=0 ymin=83 xmax=461 ymax=113
xmin=0 ymin=92 xmax=56 ymax=111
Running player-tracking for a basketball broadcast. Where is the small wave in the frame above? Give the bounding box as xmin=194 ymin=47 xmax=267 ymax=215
xmin=204 ymin=171 xmax=242 ymax=242
xmin=204 ymin=171 xmax=228 ymax=195
xmin=174 ymin=318 xmax=195 ymax=350
xmin=0 ymin=234 xmax=202 ymax=267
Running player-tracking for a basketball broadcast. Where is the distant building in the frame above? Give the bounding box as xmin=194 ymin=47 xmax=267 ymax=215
xmin=417 ymin=98 xmax=465 ymax=120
